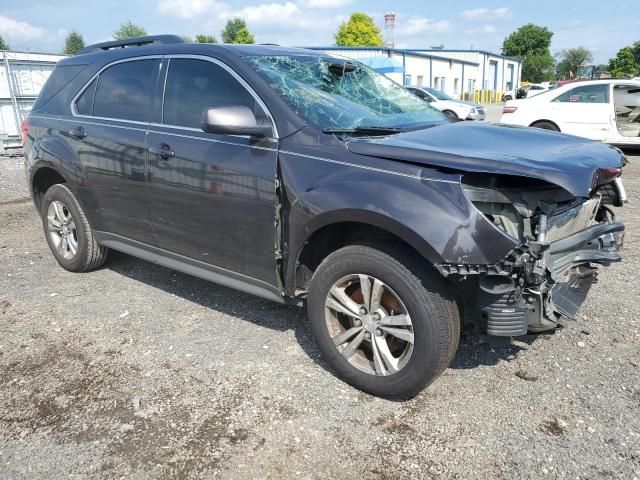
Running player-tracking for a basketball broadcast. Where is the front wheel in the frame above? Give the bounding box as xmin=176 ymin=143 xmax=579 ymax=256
xmin=307 ymin=245 xmax=460 ymax=399
xmin=442 ymin=110 xmax=458 ymax=120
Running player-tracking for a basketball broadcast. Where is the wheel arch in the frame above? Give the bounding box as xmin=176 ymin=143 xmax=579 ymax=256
xmin=529 ymin=119 xmax=561 ymax=131
xmin=30 ymin=163 xmax=70 ymax=212
xmin=287 ymin=210 xmax=442 ymax=296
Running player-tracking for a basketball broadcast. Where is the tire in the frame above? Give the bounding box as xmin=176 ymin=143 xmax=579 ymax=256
xmin=307 ymin=245 xmax=460 ymax=400
xmin=41 ymin=184 xmax=108 ymax=272
xmin=531 ymin=120 xmax=560 ymax=132
xmin=442 ymin=110 xmax=458 ymax=120
xmin=503 ymin=95 xmax=513 ymax=101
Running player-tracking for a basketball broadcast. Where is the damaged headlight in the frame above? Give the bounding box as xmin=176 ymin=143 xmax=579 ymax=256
xmin=461 ymin=174 xmax=576 ymax=242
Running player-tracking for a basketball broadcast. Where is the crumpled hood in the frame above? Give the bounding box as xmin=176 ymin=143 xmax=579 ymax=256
xmin=347 ymin=121 xmax=624 ymax=197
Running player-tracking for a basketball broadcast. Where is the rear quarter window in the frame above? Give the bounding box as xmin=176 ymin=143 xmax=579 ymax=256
xmin=32 ymin=64 xmax=87 ymax=111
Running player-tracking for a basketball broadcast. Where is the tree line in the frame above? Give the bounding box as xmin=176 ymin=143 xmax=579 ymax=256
xmin=1 ymin=14 xmax=638 ymax=82
xmin=0 ymin=18 xmax=256 ymax=55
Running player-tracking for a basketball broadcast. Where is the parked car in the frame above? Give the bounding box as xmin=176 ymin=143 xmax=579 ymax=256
xmin=500 ymin=79 xmax=640 ymax=146
xmin=503 ymin=83 xmax=551 ymax=101
xmin=406 ymin=86 xmax=485 ymax=120
xmin=24 ymin=36 xmax=625 ymax=399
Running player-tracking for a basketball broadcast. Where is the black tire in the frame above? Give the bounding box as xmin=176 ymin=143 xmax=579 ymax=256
xmin=41 ymin=184 xmax=108 ymax=272
xmin=531 ymin=120 xmax=560 ymax=132
xmin=442 ymin=110 xmax=458 ymax=120
xmin=307 ymin=245 xmax=460 ymax=400
xmin=503 ymin=95 xmax=513 ymax=101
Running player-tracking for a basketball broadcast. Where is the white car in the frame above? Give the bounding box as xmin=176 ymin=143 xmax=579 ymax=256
xmin=502 ymin=83 xmax=551 ymax=101
xmin=407 ymin=87 xmax=485 ymax=121
xmin=500 ymin=79 xmax=640 ymax=146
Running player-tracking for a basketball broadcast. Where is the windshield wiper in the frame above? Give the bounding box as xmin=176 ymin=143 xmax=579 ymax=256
xmin=322 ymin=126 xmax=402 ymax=136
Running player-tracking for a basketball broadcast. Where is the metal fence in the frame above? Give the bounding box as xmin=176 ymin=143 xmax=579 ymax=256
xmin=0 ymin=50 xmax=65 ymax=150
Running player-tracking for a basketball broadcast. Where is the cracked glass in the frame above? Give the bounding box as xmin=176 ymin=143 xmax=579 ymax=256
xmin=245 ymin=55 xmax=446 ymax=131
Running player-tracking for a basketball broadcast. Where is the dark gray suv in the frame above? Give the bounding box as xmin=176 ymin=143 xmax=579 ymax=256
xmin=23 ymin=35 xmax=625 ymax=399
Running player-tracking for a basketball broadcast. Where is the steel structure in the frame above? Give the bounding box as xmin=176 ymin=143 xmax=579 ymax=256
xmin=0 ymin=50 xmax=65 ymax=150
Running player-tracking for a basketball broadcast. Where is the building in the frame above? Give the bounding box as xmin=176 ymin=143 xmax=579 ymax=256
xmin=0 ymin=50 xmax=64 ymax=150
xmin=305 ymin=47 xmax=522 ymax=102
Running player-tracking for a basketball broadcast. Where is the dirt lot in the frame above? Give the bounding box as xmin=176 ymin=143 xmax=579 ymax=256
xmin=1 ymin=150 xmax=639 ymax=479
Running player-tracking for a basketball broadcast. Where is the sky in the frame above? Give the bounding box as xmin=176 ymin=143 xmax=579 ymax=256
xmin=0 ymin=0 xmax=638 ymax=63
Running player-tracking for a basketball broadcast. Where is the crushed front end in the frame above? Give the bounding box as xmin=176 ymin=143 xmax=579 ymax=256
xmin=438 ymin=170 xmax=625 ymax=336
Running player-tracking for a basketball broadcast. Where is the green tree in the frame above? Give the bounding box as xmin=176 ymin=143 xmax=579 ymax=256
xmin=334 ymin=13 xmax=384 ymax=47
xmin=556 ymin=47 xmax=593 ymax=79
xmin=221 ymin=18 xmax=255 ymax=44
xmin=195 ymin=34 xmax=217 ymax=43
xmin=0 ymin=34 xmax=9 ymax=50
xmin=63 ymin=31 xmax=85 ymax=55
xmin=608 ymin=47 xmax=639 ymax=78
xmin=113 ymin=21 xmax=147 ymax=40
xmin=502 ymin=24 xmax=555 ymax=82
xmin=632 ymin=40 xmax=640 ymax=65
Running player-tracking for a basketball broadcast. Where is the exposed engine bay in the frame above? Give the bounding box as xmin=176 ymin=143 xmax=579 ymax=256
xmin=437 ymin=172 xmax=626 ymax=336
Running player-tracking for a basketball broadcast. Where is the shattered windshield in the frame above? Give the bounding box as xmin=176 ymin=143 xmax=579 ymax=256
xmin=245 ymin=55 xmax=446 ymax=132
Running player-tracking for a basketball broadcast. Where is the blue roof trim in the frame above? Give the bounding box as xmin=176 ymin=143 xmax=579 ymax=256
xmin=301 ymin=46 xmax=480 ymax=66
xmin=403 ymin=48 xmax=522 ymax=63
xmin=302 ymin=46 xmax=518 ymax=64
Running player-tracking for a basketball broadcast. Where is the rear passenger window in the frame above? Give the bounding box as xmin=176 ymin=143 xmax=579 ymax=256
xmin=92 ymin=59 xmax=157 ymax=122
xmin=163 ymin=58 xmax=259 ymax=129
xmin=75 ymin=78 xmax=97 ymax=115
xmin=554 ymin=84 xmax=609 ymax=104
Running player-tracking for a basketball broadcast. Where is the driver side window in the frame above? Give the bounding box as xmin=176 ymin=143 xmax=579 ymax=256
xmin=162 ymin=58 xmax=264 ymax=129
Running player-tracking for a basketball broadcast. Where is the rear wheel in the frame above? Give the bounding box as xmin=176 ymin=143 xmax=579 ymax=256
xmin=531 ymin=120 xmax=560 ymax=132
xmin=41 ymin=184 xmax=108 ymax=272
xmin=307 ymin=245 xmax=460 ymax=399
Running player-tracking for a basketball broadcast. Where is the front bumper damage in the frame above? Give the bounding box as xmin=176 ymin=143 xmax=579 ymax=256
xmin=437 ymin=203 xmax=624 ymax=336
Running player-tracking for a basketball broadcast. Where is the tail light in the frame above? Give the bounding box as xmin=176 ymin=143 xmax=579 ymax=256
xmin=20 ymin=117 xmax=30 ymax=145
xmin=503 ymin=106 xmax=518 ymax=114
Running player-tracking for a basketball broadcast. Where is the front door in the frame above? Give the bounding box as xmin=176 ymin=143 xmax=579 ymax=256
xmin=70 ymin=57 xmax=160 ymax=244
xmin=146 ymin=56 xmax=279 ymax=285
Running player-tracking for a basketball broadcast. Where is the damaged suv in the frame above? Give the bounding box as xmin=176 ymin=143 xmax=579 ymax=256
xmin=24 ymin=36 xmax=625 ymax=399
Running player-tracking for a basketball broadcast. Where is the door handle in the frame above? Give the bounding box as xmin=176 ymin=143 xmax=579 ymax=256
xmin=148 ymin=144 xmax=175 ymax=159
xmin=68 ymin=126 xmax=86 ymax=139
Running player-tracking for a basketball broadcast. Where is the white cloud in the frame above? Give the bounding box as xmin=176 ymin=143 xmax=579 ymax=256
xmin=299 ymin=0 xmax=353 ymax=7
xmin=397 ymin=16 xmax=451 ymax=37
xmin=158 ymin=0 xmax=229 ymax=19
xmin=461 ymin=7 xmax=511 ymax=20
xmin=228 ymin=2 xmax=301 ymax=26
xmin=0 ymin=15 xmax=47 ymax=42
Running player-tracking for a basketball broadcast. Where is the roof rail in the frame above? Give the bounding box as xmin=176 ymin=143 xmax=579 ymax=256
xmin=78 ymin=35 xmax=184 ymax=55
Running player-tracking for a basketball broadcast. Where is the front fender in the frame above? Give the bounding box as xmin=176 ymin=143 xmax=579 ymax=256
xmin=280 ymin=149 xmax=519 ymax=293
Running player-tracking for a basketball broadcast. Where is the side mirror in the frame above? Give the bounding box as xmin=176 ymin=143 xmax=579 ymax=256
xmin=201 ymin=106 xmax=271 ymax=137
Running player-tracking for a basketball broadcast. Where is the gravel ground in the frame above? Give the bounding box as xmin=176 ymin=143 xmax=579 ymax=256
xmin=1 ymin=150 xmax=639 ymax=479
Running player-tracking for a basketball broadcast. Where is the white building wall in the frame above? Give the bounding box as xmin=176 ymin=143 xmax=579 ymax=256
xmin=315 ymin=47 xmax=517 ymax=100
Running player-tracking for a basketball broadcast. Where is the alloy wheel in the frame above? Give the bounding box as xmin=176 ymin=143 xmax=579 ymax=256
xmin=47 ymin=200 xmax=79 ymax=260
xmin=324 ymin=274 xmax=414 ymax=376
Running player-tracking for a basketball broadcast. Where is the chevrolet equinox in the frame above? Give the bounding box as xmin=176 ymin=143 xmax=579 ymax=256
xmin=23 ymin=35 xmax=626 ymax=399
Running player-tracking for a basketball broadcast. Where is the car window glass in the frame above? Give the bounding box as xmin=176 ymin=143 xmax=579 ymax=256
xmin=163 ymin=58 xmax=259 ymax=129
xmin=75 ymin=78 xmax=97 ymax=115
xmin=92 ymin=59 xmax=156 ymax=122
xmin=554 ymin=84 xmax=609 ymax=103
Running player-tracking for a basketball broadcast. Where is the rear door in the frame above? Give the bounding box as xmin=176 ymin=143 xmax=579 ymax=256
xmin=146 ymin=55 xmax=279 ymax=285
xmin=549 ymin=83 xmax=613 ymax=140
xmin=70 ymin=57 xmax=160 ymax=243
